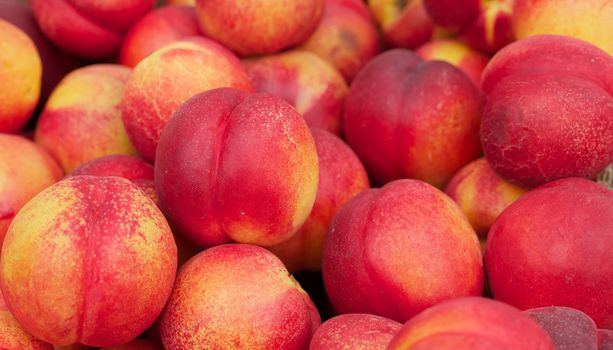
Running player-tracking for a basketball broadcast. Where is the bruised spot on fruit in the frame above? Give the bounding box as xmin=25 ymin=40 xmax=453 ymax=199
xmin=339 ymin=28 xmax=359 ymax=50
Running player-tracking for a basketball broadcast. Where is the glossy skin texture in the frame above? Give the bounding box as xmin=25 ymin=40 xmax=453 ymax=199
xmin=0 ymin=134 xmax=63 ymax=246
xmin=416 ymin=39 xmax=489 ymax=86
xmin=480 ymin=36 xmax=613 ymax=187
xmin=0 ymin=290 xmax=54 ymax=350
xmin=310 ymin=314 xmax=401 ymax=350
xmin=119 ymin=5 xmax=202 ymax=68
xmin=423 ymin=0 xmax=514 ymax=53
xmin=524 ymin=306 xmax=599 ymax=350
xmin=155 ymin=88 xmax=318 ymax=247
xmin=35 ymin=65 xmax=137 ymax=173
xmin=387 ymin=297 xmax=555 ymax=350
xmin=160 ymin=244 xmax=321 ymax=350
xmin=300 ymin=0 xmax=380 ymax=82
xmin=322 ymin=179 xmax=483 ymax=322
xmin=486 ymin=178 xmax=613 ymax=329
xmin=268 ymin=128 xmax=369 ymax=272
xmin=513 ymin=0 xmax=613 ymax=56
xmin=445 ymin=158 xmax=526 ymax=238
xmin=0 ymin=176 xmax=177 ymax=347
xmin=344 ymin=49 xmax=482 ymax=188
xmin=196 ymin=0 xmax=324 ymax=56
xmin=120 ymin=38 xmax=252 ymax=162
xmin=243 ymin=51 xmax=348 ymax=135
xmin=368 ymin=0 xmax=435 ymax=49
xmin=31 ymin=0 xmax=154 ymax=59
xmin=0 ymin=19 xmax=41 ymax=133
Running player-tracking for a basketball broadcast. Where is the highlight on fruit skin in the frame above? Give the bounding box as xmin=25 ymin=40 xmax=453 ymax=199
xmin=0 ymin=176 xmax=178 ymax=347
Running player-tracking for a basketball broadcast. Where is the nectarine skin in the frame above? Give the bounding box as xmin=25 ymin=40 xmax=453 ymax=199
xmin=0 ymin=19 xmax=41 ymax=133
xmin=524 ymin=306 xmax=599 ymax=350
xmin=196 ymin=0 xmax=324 ymax=56
xmin=600 ymin=329 xmax=613 ymax=350
xmin=0 ymin=134 xmax=63 ymax=246
xmin=160 ymin=244 xmax=320 ymax=350
xmin=423 ymin=0 xmax=514 ymax=53
xmin=480 ymin=35 xmax=613 ymax=187
xmin=268 ymin=128 xmax=369 ymax=272
xmin=70 ymin=155 xmax=153 ymax=181
xmin=486 ymin=178 xmax=613 ymax=329
xmin=0 ymin=290 xmax=53 ymax=350
xmin=119 ymin=5 xmax=202 ymax=68
xmin=368 ymin=0 xmax=436 ymax=49
xmin=323 ymin=179 xmax=483 ymax=322
xmin=155 ymin=88 xmax=318 ymax=247
xmin=35 ymin=64 xmax=137 ymax=173
xmin=69 ymin=155 xmax=157 ymax=206
xmin=482 ymin=74 xmax=613 ymax=187
xmin=445 ymin=158 xmax=526 ymax=238
xmin=513 ymin=0 xmax=613 ymax=57
xmin=388 ymin=297 xmax=555 ymax=350
xmin=31 ymin=0 xmax=154 ymax=59
xmin=243 ymin=51 xmax=348 ymax=135
xmin=120 ymin=38 xmax=252 ymax=162
xmin=481 ymin=35 xmax=613 ymax=96
xmin=100 ymin=339 xmax=159 ymax=350
xmin=344 ymin=49 xmax=482 ymax=188
xmin=0 ymin=176 xmax=177 ymax=347
xmin=310 ymin=314 xmax=401 ymax=350
xmin=416 ymin=39 xmax=489 ymax=86
xmin=0 ymin=0 xmax=80 ymax=113
xmin=300 ymin=0 xmax=380 ymax=81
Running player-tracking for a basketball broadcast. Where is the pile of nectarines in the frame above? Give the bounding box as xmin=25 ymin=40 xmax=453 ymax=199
xmin=0 ymin=0 xmax=611 ymax=349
